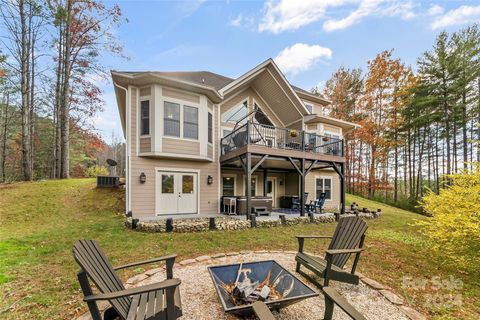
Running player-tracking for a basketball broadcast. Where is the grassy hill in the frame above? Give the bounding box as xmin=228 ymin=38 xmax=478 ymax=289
xmin=0 ymin=179 xmax=478 ymax=319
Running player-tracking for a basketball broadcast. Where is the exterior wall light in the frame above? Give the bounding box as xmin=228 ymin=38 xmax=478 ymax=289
xmin=139 ymin=172 xmax=146 ymax=184
xmin=207 ymin=175 xmax=213 ymax=185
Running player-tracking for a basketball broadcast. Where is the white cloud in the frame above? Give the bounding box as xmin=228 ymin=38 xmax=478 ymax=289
xmin=258 ymin=0 xmax=348 ymax=34
xmin=177 ymin=0 xmax=206 ymax=18
xmin=427 ymin=4 xmax=444 ymax=16
xmin=323 ymin=0 xmax=382 ymax=32
xmin=258 ymin=0 xmax=417 ymax=33
xmin=229 ymin=14 xmax=243 ymax=27
xmin=228 ymin=14 xmax=255 ymax=28
xmin=274 ymin=43 xmax=332 ymax=75
xmin=431 ymin=5 xmax=480 ymax=30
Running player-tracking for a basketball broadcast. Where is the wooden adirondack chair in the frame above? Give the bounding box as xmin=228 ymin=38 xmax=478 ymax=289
xmin=73 ymin=240 xmax=182 ymax=320
xmin=295 ymin=216 xmax=368 ymax=287
xmin=251 ymin=291 xmax=368 ymax=320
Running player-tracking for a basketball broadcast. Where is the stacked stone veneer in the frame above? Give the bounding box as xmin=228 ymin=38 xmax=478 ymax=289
xmin=125 ymin=212 xmax=379 ymax=233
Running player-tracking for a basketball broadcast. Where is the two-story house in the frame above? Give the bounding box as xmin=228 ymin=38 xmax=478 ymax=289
xmin=112 ymin=59 xmax=358 ymax=220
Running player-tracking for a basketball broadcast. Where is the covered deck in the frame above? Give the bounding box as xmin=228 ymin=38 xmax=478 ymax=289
xmin=220 ymin=120 xmax=346 ymax=218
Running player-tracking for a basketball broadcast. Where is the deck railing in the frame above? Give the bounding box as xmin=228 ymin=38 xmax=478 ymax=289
xmin=220 ymin=121 xmax=344 ymax=157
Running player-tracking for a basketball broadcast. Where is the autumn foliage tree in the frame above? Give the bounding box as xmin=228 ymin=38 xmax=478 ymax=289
xmin=48 ymin=0 xmax=126 ymax=178
xmin=323 ymin=25 xmax=480 ymax=210
xmin=0 ymin=0 xmax=126 ymax=181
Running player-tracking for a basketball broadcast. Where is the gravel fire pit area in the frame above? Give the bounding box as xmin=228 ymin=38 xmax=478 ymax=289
xmin=77 ymin=251 xmax=425 ymax=320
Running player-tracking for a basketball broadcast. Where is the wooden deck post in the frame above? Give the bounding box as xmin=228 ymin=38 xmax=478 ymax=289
xmin=340 ymin=162 xmax=346 ymax=215
xmin=330 ymin=161 xmax=346 ymax=216
xmin=246 ymin=153 xmax=252 ymax=220
xmin=263 ymin=168 xmax=268 ymax=196
xmin=300 ymin=158 xmax=305 ymax=217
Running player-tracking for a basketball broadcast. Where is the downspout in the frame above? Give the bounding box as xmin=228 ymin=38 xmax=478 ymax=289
xmin=113 ymin=81 xmax=130 ymax=216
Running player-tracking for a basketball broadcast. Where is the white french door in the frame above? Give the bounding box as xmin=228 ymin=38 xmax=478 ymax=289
xmin=157 ymin=171 xmax=198 ymax=215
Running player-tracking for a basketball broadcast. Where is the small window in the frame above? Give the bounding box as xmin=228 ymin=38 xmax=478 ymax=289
xmin=162 ymin=175 xmax=174 ymax=193
xmin=208 ymin=112 xmax=213 ymax=143
xmin=164 ymin=102 xmax=180 ymax=137
xmin=184 ymin=106 xmax=198 ymax=139
xmin=316 ymin=178 xmax=332 ymax=200
xmin=305 ymin=104 xmax=313 ymax=114
xmin=140 ymin=100 xmax=150 ymax=135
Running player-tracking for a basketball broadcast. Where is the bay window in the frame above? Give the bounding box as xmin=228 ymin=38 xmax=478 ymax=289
xmin=183 ymin=106 xmax=198 ymax=139
xmin=164 ymin=102 xmax=180 ymax=137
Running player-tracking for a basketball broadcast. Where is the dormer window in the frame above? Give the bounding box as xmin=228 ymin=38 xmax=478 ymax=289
xmin=140 ymin=100 xmax=150 ymax=135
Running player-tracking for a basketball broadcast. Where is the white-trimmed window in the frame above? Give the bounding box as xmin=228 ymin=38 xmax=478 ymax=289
xmin=183 ymin=105 xmax=198 ymax=139
xmin=315 ymin=177 xmax=332 ymax=200
xmin=222 ymin=100 xmax=248 ymax=124
xmin=140 ymin=100 xmax=150 ymax=136
xmin=164 ymin=101 xmax=180 ymax=137
xmin=305 ymin=103 xmax=313 ymax=114
xmin=208 ymin=112 xmax=213 ymax=143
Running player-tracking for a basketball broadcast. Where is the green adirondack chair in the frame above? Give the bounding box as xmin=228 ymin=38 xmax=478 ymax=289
xmin=73 ymin=239 xmax=182 ymax=320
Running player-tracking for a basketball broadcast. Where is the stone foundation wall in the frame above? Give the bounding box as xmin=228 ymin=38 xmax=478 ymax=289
xmin=126 ymin=211 xmax=379 ymax=233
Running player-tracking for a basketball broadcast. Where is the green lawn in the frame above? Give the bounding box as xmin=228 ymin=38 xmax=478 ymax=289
xmin=0 ymin=179 xmax=478 ymax=319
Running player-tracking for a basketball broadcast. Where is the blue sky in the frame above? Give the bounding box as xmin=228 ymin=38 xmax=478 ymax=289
xmin=96 ymin=0 xmax=480 ymax=142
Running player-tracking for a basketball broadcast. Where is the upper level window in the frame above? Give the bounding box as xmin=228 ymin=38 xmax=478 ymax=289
xmin=253 ymin=104 xmax=274 ymax=127
xmin=183 ymin=106 xmax=198 ymax=139
xmin=140 ymin=100 xmax=150 ymax=135
xmin=164 ymin=101 xmax=180 ymax=137
xmin=208 ymin=112 xmax=213 ymax=143
xmin=305 ymin=104 xmax=313 ymax=114
xmin=222 ymin=100 xmax=248 ymax=124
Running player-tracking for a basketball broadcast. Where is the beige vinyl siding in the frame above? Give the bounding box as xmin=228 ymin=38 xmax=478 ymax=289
xmin=140 ymin=87 xmax=151 ymax=97
xmin=162 ymin=138 xmax=200 ymax=156
xmin=324 ymin=124 xmax=342 ymax=136
xmin=207 ymin=144 xmax=213 ymax=158
xmin=302 ymin=98 xmax=326 ymax=115
xmin=305 ymin=170 xmax=340 ymax=210
xmin=129 ymin=85 xmax=221 ymax=219
xmin=287 ymin=119 xmax=303 ymax=131
xmin=139 ymin=137 xmax=151 ymax=153
xmin=130 ymin=158 xmax=219 ymax=218
xmin=163 ymin=87 xmax=200 ymax=104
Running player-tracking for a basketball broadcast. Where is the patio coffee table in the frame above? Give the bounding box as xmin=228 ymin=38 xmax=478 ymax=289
xmin=208 ymin=260 xmax=318 ymax=316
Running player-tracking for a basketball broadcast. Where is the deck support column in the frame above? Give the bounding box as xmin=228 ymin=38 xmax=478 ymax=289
xmin=263 ymin=168 xmax=268 ymax=196
xmin=246 ymin=153 xmax=252 ymax=220
xmin=300 ymin=158 xmax=305 ymax=217
xmin=340 ymin=162 xmax=346 ymax=215
xmin=330 ymin=161 xmax=346 ymax=216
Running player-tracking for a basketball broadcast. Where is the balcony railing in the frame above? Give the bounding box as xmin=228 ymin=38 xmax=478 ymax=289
xmin=220 ymin=121 xmax=344 ymax=157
